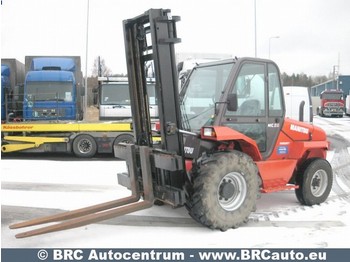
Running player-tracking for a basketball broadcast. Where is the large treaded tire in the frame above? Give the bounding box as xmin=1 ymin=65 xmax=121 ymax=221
xmin=186 ymin=151 xmax=259 ymax=231
xmin=295 ymin=158 xmax=333 ymax=206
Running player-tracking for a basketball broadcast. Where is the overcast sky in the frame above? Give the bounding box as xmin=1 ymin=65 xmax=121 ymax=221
xmin=1 ymin=0 xmax=350 ymax=77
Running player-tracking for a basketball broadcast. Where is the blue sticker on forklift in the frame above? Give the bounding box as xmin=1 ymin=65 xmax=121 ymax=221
xmin=277 ymin=146 xmax=288 ymax=155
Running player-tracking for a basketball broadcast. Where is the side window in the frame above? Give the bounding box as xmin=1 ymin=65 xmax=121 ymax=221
xmin=268 ymin=64 xmax=283 ymax=117
xmin=228 ymin=63 xmax=265 ymax=116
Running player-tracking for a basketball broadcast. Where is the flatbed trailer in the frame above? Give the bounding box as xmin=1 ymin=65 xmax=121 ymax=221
xmin=1 ymin=121 xmax=136 ymax=157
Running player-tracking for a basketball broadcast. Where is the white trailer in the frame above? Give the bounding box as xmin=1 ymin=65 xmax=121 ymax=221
xmin=283 ymin=86 xmax=313 ymax=123
xmin=346 ymin=94 xmax=350 ymax=116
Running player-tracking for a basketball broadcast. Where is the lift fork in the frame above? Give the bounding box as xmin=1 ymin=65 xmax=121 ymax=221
xmin=9 ymin=145 xmax=154 ymax=238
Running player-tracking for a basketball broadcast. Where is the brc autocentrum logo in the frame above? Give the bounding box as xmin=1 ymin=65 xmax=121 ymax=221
xmin=50 ymin=249 xmax=184 ymax=261
xmin=35 ymin=249 xmax=327 ymax=261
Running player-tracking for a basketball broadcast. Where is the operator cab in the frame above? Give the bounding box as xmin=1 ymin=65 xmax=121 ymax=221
xmin=179 ymin=57 xmax=285 ymax=159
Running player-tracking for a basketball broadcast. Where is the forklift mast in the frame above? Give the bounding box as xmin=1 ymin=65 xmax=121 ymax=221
xmin=117 ymin=9 xmax=187 ymax=206
xmin=123 ymin=9 xmax=183 ymax=154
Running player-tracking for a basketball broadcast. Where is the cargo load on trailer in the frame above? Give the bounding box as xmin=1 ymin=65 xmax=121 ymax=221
xmin=23 ymin=56 xmax=85 ymax=121
xmin=2 ymin=57 xmax=162 ymax=157
xmin=96 ymin=77 xmax=157 ymax=121
xmin=1 ymin=59 xmax=25 ymax=122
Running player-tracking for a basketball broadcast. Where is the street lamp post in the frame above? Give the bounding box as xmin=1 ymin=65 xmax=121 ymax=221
xmin=84 ymin=0 xmax=90 ymax=118
xmin=269 ymin=36 xmax=280 ymax=59
xmin=254 ymin=0 xmax=257 ymax=57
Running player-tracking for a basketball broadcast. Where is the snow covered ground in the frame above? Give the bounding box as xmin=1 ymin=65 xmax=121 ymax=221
xmin=1 ymin=116 xmax=350 ymax=248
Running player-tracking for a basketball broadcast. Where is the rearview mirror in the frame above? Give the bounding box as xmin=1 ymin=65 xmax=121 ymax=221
xmin=177 ymin=62 xmax=184 ymax=72
xmin=227 ymin=93 xmax=238 ymax=111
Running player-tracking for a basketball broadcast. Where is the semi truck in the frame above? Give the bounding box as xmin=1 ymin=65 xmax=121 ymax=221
xmin=96 ymin=76 xmax=157 ymax=121
xmin=23 ymin=56 xmax=84 ymax=121
xmin=2 ymin=57 xmax=153 ymax=157
xmin=317 ymin=89 xmax=344 ymax=117
xmin=1 ymin=59 xmax=25 ymax=122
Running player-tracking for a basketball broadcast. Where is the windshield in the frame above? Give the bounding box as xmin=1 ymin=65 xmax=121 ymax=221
xmin=321 ymin=93 xmax=343 ymax=100
xmin=26 ymin=81 xmax=74 ymax=101
xmin=180 ymin=62 xmax=234 ymax=132
xmin=101 ymin=83 xmax=156 ymax=105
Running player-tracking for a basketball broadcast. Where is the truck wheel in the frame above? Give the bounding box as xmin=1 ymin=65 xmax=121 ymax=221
xmin=295 ymin=158 xmax=333 ymax=206
xmin=113 ymin=134 xmax=134 ymax=158
xmin=72 ymin=135 xmax=97 ymax=158
xmin=113 ymin=134 xmax=134 ymax=146
xmin=187 ymin=151 xmax=259 ymax=231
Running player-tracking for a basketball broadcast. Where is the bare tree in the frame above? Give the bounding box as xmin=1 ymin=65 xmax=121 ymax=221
xmin=91 ymin=56 xmax=112 ymax=77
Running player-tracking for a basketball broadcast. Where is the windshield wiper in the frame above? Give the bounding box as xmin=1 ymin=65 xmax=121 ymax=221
xmin=112 ymin=104 xmax=128 ymax=108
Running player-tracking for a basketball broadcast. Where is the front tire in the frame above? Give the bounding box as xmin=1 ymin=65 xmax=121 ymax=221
xmin=187 ymin=151 xmax=259 ymax=231
xmin=295 ymin=158 xmax=333 ymax=206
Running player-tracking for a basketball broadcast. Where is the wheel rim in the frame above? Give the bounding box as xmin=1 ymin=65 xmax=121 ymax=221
xmin=217 ymin=172 xmax=247 ymax=211
xmin=78 ymin=139 xmax=92 ymax=154
xmin=310 ymin=169 xmax=328 ymax=197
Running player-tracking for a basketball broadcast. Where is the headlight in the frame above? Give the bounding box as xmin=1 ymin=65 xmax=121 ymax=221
xmin=202 ymin=127 xmax=216 ymax=137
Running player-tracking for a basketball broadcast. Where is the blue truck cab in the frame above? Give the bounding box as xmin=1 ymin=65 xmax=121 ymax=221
xmin=1 ymin=65 xmax=11 ymax=121
xmin=23 ymin=57 xmax=83 ymax=121
xmin=1 ymin=59 xmax=25 ymax=122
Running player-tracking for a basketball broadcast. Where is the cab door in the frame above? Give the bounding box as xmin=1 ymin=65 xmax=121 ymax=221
xmin=220 ymin=60 xmax=284 ymax=159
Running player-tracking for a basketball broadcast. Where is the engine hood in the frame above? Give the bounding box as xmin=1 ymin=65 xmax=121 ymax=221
xmin=282 ymin=118 xmax=326 ymax=142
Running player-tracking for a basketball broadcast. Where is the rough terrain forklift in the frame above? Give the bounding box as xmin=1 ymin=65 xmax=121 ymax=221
xmin=10 ymin=9 xmax=332 ymax=238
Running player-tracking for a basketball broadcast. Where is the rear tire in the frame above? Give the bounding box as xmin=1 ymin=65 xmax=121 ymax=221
xmin=72 ymin=134 xmax=97 ymax=158
xmin=295 ymin=158 xmax=333 ymax=206
xmin=113 ymin=134 xmax=134 ymax=146
xmin=187 ymin=151 xmax=259 ymax=231
xmin=113 ymin=134 xmax=134 ymax=158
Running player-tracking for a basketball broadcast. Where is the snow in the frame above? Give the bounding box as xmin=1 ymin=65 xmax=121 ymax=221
xmin=1 ymin=116 xmax=350 ymax=248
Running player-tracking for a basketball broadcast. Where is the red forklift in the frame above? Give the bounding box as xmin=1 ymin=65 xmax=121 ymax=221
xmin=10 ymin=9 xmax=332 ymax=238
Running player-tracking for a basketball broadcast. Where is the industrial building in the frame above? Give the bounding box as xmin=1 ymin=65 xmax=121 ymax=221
xmin=310 ymin=75 xmax=349 ymax=115
xmin=311 ymin=75 xmax=350 ymax=98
